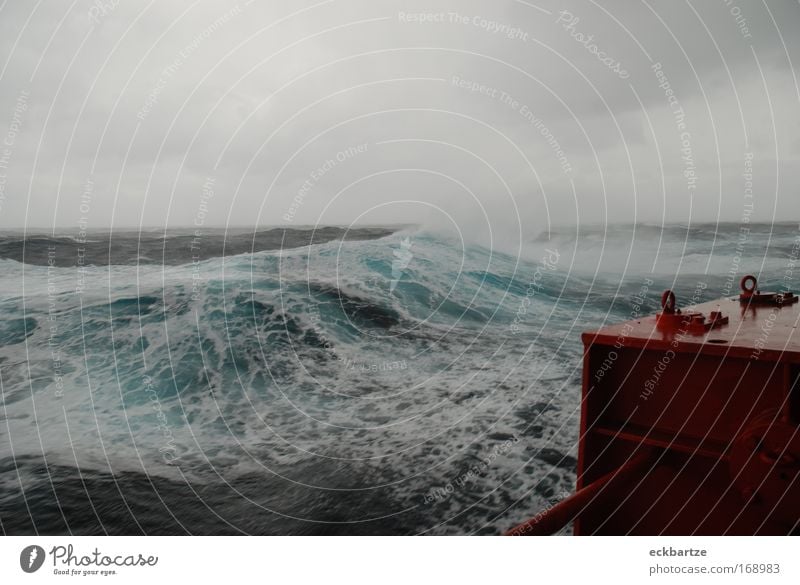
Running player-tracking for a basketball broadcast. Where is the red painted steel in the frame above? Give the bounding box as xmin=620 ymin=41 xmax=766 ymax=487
xmin=506 ymin=449 xmax=656 ymax=535
xmin=509 ymin=275 xmax=800 ymax=535
xmin=739 ymin=275 xmax=798 ymax=307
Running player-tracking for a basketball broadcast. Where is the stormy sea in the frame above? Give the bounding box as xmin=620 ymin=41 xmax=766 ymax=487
xmin=1 ymin=222 xmax=798 ymax=535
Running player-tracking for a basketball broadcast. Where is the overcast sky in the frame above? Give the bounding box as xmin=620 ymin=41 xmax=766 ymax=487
xmin=0 ymin=0 xmax=798 ymax=234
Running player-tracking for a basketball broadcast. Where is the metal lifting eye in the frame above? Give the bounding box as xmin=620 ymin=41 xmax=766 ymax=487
xmin=661 ymin=289 xmax=676 ymax=314
xmin=740 ymin=274 xmax=757 ymax=294
xmin=738 ymin=273 xmax=796 ymax=306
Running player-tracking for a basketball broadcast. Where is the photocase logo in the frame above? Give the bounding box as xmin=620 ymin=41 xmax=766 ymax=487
xmin=20 ymin=545 xmax=45 ymax=573
xmin=389 ymin=237 xmax=414 ymax=292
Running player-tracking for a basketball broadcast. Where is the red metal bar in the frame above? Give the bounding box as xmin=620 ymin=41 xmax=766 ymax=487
xmin=506 ymin=449 xmax=656 ymax=536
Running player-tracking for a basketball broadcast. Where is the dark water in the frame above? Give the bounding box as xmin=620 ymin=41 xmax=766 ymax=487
xmin=1 ymin=222 xmax=797 ymax=534
xmin=0 ymin=457 xmax=422 ymax=535
xmin=0 ymin=227 xmax=397 ymax=267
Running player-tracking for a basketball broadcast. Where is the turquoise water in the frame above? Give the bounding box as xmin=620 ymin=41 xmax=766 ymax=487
xmin=0 ymin=222 xmax=797 ymax=534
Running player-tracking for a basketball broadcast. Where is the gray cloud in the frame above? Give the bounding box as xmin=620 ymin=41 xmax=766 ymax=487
xmin=0 ymin=0 xmax=798 ymax=235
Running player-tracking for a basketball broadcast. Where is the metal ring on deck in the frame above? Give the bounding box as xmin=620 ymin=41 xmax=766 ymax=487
xmin=740 ymin=274 xmax=757 ymax=294
xmin=661 ymin=290 xmax=676 ymax=314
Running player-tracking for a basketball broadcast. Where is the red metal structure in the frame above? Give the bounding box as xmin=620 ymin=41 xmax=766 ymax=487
xmin=509 ymin=275 xmax=800 ymax=535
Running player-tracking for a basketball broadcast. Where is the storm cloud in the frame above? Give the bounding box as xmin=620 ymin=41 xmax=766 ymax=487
xmin=0 ymin=0 xmax=798 ymax=237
